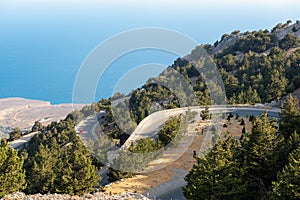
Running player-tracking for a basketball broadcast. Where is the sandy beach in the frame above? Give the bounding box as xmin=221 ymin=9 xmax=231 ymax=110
xmin=0 ymin=97 xmax=86 ymax=137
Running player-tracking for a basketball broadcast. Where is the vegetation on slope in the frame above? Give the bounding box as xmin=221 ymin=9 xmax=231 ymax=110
xmin=22 ymin=119 xmax=100 ymax=195
xmin=183 ymin=95 xmax=300 ymax=199
xmin=0 ymin=118 xmax=100 ymax=197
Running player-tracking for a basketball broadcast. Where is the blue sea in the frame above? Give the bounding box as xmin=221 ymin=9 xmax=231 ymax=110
xmin=0 ymin=45 xmax=178 ymax=104
xmin=0 ymin=3 xmax=181 ymax=104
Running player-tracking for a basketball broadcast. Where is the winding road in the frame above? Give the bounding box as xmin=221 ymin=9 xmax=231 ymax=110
xmin=122 ymin=105 xmax=280 ymax=149
xmin=74 ymin=105 xmax=280 ymax=199
xmin=9 ymin=105 xmax=281 ymax=199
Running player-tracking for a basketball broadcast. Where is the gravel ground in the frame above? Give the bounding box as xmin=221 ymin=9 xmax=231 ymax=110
xmin=1 ymin=192 xmax=152 ymax=200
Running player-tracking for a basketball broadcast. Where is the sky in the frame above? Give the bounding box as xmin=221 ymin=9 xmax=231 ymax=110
xmin=0 ymin=0 xmax=300 ymax=103
xmin=1 ymin=0 xmax=300 ymax=44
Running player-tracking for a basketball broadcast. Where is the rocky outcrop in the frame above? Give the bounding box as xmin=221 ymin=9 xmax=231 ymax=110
xmin=273 ymin=20 xmax=300 ymax=40
xmin=211 ymin=33 xmax=242 ymax=55
xmin=210 ymin=20 xmax=300 ymax=55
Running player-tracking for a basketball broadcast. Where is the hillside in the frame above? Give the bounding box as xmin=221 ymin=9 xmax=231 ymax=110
xmin=95 ymin=20 xmax=300 ymax=147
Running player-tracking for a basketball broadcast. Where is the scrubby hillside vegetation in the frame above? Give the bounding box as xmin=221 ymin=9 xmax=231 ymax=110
xmin=184 ymin=95 xmax=300 ymax=200
xmin=122 ymin=20 xmax=300 ymax=132
xmin=95 ymin=20 xmax=300 ymax=148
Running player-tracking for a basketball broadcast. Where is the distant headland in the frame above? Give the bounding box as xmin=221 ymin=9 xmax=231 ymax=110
xmin=0 ymin=97 xmax=86 ymax=137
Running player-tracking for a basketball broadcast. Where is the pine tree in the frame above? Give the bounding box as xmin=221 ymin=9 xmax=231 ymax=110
xmin=200 ymin=106 xmax=210 ymax=120
xmin=25 ymin=144 xmax=57 ymax=194
xmin=24 ymin=122 xmax=100 ymax=195
xmin=242 ymin=125 xmax=246 ymax=134
xmin=240 ymin=112 xmax=279 ymax=199
xmin=8 ymin=128 xmax=22 ymax=141
xmin=277 ymin=131 xmax=300 ymax=172
xmin=279 ymin=33 xmax=300 ymax=50
xmin=0 ymin=140 xmax=26 ymax=197
xmin=279 ymin=94 xmax=300 ymax=139
xmin=247 ymin=86 xmax=261 ymax=104
xmin=183 ymin=136 xmax=244 ymax=200
xmin=266 ymin=67 xmax=287 ymax=101
xmin=55 ymin=137 xmax=99 ymax=195
xmin=271 ymin=146 xmax=300 ymax=199
xmin=31 ymin=121 xmax=45 ymax=132
xmin=158 ymin=116 xmax=181 ymax=146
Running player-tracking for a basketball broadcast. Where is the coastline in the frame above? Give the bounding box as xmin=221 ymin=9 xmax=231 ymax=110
xmin=0 ymin=97 xmax=87 ymax=137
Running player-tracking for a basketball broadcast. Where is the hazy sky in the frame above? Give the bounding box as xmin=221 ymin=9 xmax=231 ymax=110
xmin=1 ymin=0 xmax=300 ymax=44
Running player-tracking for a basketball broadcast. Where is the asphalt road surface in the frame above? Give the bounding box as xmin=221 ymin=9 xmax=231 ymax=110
xmin=123 ymin=106 xmax=280 ymax=150
xmin=9 ymin=131 xmax=38 ymax=150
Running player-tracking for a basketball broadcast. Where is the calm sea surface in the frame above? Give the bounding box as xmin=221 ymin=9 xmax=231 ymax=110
xmin=0 ymin=44 xmax=177 ymax=104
